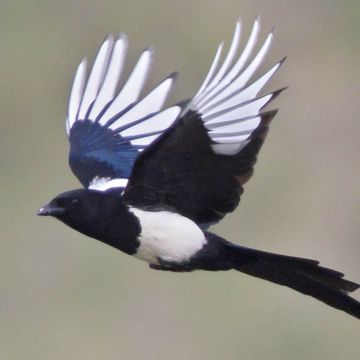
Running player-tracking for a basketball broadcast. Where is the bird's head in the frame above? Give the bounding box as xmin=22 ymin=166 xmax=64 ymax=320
xmin=38 ymin=188 xmax=140 ymax=254
xmin=37 ymin=188 xmax=127 ymax=239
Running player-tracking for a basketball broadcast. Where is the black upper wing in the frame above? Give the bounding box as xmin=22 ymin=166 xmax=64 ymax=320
xmin=123 ymin=20 xmax=285 ymax=225
xmin=123 ymin=108 xmax=278 ymax=225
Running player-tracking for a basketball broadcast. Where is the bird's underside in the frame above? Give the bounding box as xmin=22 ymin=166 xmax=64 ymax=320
xmin=38 ymin=19 xmax=360 ymax=320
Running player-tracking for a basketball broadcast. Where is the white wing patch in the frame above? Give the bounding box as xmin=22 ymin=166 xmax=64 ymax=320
xmin=89 ymin=36 xmax=128 ymax=120
xmin=99 ymin=48 xmax=153 ymax=125
xmin=66 ymin=59 xmax=87 ymax=133
xmin=189 ymin=18 xmax=283 ymax=155
xmin=66 ymin=21 xmax=282 ymax=191
xmin=108 ymin=76 xmax=176 ymax=131
xmin=66 ymin=34 xmax=180 ymax=148
xmin=66 ymin=34 xmax=182 ymax=192
xmin=88 ymin=177 xmax=128 ymax=191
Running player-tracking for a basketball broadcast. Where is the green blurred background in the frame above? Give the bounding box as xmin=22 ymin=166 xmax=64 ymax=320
xmin=1 ymin=0 xmax=359 ymax=359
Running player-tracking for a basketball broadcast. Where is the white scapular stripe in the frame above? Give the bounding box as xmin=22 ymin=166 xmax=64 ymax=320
xmin=130 ymin=207 xmax=207 ymax=265
xmin=189 ymin=19 xmax=282 ymax=155
xmin=89 ymin=177 xmax=128 ymax=191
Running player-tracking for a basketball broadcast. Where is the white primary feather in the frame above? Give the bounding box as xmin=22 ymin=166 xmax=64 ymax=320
xmin=108 ymin=76 xmax=175 ymax=131
xmin=199 ymin=34 xmax=273 ymax=108
xmin=193 ymin=18 xmax=260 ymax=107
xmin=189 ymin=19 xmax=282 ymax=155
xmin=114 ymin=106 xmax=181 ymax=147
xmin=214 ymin=18 xmax=260 ymax=93
xmin=197 ymin=32 xmax=273 ymax=110
xmin=211 ymin=142 xmax=248 ymax=155
xmin=66 ymin=36 xmax=179 ymax=151
xmin=192 ymin=42 xmax=224 ymax=101
xmin=209 ymin=116 xmax=261 ymax=136
xmin=198 ymin=21 xmax=242 ymax=98
xmin=89 ymin=36 xmax=128 ymax=120
xmin=121 ymin=106 xmax=181 ymax=139
xmin=212 ymin=134 xmax=251 ymax=143
xmin=67 ymin=59 xmax=87 ymax=134
xmin=99 ymin=49 xmax=153 ymax=125
xmin=77 ymin=36 xmax=114 ymax=120
xmin=203 ymin=93 xmax=273 ymax=123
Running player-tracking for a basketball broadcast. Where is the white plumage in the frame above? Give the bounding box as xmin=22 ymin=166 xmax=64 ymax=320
xmin=130 ymin=207 xmax=207 ymax=265
xmin=66 ymin=37 xmax=178 ymax=147
xmin=188 ymin=18 xmax=281 ymax=155
xmin=66 ymin=19 xmax=281 ymax=189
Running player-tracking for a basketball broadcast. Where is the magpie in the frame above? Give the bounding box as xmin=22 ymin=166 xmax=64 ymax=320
xmin=38 ymin=20 xmax=360 ymax=319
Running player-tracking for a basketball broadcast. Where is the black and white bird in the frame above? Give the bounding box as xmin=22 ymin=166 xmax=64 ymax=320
xmin=38 ymin=20 xmax=360 ymax=319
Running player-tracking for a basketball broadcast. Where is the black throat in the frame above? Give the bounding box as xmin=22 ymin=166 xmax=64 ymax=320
xmin=59 ymin=190 xmax=141 ymax=255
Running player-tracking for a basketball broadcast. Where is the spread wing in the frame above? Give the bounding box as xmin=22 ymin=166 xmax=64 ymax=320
xmin=66 ymin=34 xmax=181 ymax=190
xmin=123 ymin=19 xmax=285 ymax=226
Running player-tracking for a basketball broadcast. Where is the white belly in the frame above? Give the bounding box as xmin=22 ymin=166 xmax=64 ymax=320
xmin=129 ymin=207 xmax=207 ymax=265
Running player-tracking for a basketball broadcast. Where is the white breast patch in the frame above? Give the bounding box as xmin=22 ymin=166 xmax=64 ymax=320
xmin=129 ymin=207 xmax=207 ymax=265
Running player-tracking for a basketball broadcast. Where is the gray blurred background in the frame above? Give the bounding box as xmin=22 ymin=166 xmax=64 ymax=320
xmin=1 ymin=0 xmax=359 ymax=359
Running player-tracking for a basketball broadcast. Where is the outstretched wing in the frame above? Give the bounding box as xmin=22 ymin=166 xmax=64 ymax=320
xmin=66 ymin=34 xmax=181 ymax=190
xmin=123 ymin=19 xmax=285 ymax=226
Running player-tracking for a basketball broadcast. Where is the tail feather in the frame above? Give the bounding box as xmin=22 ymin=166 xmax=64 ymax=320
xmin=217 ymin=239 xmax=360 ymax=319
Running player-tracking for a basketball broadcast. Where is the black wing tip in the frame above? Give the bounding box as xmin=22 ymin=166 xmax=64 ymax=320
xmin=175 ymin=98 xmax=191 ymax=107
xmin=278 ymin=56 xmax=287 ymax=67
xmin=344 ymin=280 xmax=360 ymax=293
xmin=269 ymin=26 xmax=276 ymax=37
xmin=272 ymin=86 xmax=288 ymax=98
xmin=100 ymin=34 xmax=113 ymax=43
xmin=260 ymin=86 xmax=287 ymax=111
xmin=260 ymin=109 xmax=279 ymax=122
xmin=315 ymin=262 xmax=360 ymax=294
xmin=117 ymin=32 xmax=128 ymax=40
xmin=143 ymin=46 xmax=154 ymax=55
xmin=168 ymin=71 xmax=178 ymax=81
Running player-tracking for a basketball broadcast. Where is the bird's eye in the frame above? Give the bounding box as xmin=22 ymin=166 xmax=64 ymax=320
xmin=57 ymin=198 xmax=65 ymax=207
xmin=71 ymin=198 xmax=81 ymax=207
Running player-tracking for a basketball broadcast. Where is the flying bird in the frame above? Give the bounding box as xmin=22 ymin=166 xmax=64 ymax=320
xmin=38 ymin=20 xmax=360 ymax=319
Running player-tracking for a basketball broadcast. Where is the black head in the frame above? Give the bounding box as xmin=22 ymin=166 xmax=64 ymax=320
xmin=39 ymin=187 xmax=106 ymax=214
xmin=38 ymin=188 xmax=140 ymax=254
xmin=39 ymin=188 xmax=131 ymax=233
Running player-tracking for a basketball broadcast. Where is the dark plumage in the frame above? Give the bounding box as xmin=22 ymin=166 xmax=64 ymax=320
xmin=38 ymin=19 xmax=360 ymax=319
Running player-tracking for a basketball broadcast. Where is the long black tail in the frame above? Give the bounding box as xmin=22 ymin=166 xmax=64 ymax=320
xmin=206 ymin=233 xmax=360 ymax=319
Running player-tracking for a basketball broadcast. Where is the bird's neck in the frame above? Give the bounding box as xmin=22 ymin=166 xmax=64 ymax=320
xmin=97 ymin=203 xmax=141 ymax=255
xmin=65 ymin=199 xmax=141 ymax=255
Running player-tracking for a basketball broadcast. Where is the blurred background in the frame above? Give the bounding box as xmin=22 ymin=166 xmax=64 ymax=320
xmin=1 ymin=0 xmax=359 ymax=359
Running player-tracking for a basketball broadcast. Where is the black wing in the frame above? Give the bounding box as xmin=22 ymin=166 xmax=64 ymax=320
xmin=123 ymin=19 xmax=285 ymax=226
xmin=66 ymin=35 xmax=181 ymax=190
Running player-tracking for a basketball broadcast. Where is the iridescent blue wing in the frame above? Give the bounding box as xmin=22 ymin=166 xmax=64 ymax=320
xmin=66 ymin=35 xmax=181 ymax=190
